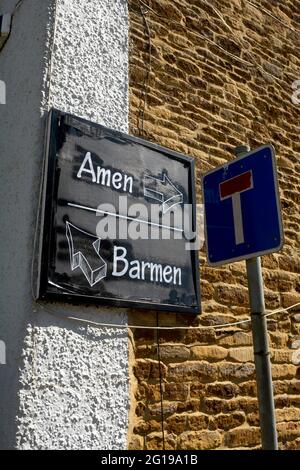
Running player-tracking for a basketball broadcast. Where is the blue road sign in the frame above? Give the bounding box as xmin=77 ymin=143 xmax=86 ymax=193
xmin=202 ymin=144 xmax=284 ymax=266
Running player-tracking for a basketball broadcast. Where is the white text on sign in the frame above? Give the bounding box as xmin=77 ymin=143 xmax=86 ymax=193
xmin=77 ymin=152 xmax=134 ymax=194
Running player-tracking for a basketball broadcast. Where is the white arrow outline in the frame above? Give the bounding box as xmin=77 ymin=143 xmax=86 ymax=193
xmin=143 ymin=173 xmax=183 ymax=214
xmin=66 ymin=221 xmax=107 ymax=287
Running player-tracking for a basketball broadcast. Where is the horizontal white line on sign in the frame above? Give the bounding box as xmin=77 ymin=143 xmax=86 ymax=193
xmin=67 ymin=202 xmax=184 ymax=233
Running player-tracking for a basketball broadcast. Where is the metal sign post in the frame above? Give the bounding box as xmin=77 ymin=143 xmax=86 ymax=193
xmin=234 ymin=145 xmax=278 ymax=450
xmin=202 ymin=143 xmax=283 ymax=450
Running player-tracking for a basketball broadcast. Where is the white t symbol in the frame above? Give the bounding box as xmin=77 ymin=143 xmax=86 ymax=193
xmin=219 ymin=171 xmax=253 ymax=245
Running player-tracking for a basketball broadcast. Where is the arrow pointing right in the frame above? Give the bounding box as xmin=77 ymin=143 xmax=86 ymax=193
xmin=66 ymin=221 xmax=107 ymax=287
xmin=144 ymin=173 xmax=183 ymax=213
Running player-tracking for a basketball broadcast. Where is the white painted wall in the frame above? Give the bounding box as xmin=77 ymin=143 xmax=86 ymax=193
xmin=0 ymin=0 xmax=129 ymax=450
xmin=48 ymin=0 xmax=129 ymax=131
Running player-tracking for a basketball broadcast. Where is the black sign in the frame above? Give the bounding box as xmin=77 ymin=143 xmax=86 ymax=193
xmin=38 ymin=109 xmax=200 ymax=313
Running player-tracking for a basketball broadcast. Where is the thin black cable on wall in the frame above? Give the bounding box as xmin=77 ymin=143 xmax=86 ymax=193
xmin=131 ymin=0 xmax=294 ymax=103
xmin=156 ymin=311 xmax=166 ymax=450
xmin=137 ymin=0 xmax=152 ymax=136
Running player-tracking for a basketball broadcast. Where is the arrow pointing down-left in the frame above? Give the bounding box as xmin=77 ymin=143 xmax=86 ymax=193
xmin=66 ymin=221 xmax=107 ymax=287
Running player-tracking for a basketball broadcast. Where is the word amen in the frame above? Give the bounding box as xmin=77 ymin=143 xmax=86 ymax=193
xmin=77 ymin=152 xmax=134 ymax=193
xmin=112 ymin=246 xmax=182 ymax=285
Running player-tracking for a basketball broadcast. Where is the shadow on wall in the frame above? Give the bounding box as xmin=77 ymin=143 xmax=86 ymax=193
xmin=0 ymin=0 xmax=55 ymax=450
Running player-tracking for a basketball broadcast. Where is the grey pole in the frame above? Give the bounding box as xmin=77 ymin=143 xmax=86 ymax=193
xmin=234 ymin=145 xmax=278 ymax=450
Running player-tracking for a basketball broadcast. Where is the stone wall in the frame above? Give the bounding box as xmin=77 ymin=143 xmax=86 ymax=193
xmin=128 ymin=0 xmax=300 ymax=450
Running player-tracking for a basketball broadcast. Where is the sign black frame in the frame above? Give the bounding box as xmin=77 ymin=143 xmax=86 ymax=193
xmin=37 ymin=109 xmax=200 ymax=314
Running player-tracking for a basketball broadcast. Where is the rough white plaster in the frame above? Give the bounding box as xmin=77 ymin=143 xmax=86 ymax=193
xmin=17 ymin=306 xmax=130 ymax=450
xmin=0 ymin=0 xmax=129 ymax=450
xmin=49 ymin=0 xmax=129 ymax=131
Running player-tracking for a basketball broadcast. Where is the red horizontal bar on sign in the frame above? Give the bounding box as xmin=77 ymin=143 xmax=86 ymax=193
xmin=220 ymin=171 xmax=252 ymax=199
